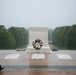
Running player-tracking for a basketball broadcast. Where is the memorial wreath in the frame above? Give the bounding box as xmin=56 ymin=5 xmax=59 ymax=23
xmin=32 ymin=39 xmax=43 ymax=50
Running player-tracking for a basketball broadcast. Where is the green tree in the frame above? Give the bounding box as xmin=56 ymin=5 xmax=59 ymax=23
xmin=52 ymin=26 xmax=70 ymax=49
xmin=8 ymin=27 xmax=28 ymax=48
xmin=67 ymin=24 xmax=76 ymax=50
xmin=52 ymin=27 xmax=63 ymax=47
xmin=0 ymin=25 xmax=16 ymax=49
xmin=60 ymin=26 xmax=70 ymax=49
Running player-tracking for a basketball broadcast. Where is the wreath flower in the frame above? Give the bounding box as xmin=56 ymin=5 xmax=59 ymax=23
xmin=32 ymin=39 xmax=43 ymax=50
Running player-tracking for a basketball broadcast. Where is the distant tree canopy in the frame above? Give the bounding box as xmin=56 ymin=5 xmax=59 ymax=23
xmin=0 ymin=25 xmax=16 ymax=49
xmin=0 ymin=25 xmax=29 ymax=49
xmin=66 ymin=24 xmax=76 ymax=50
xmin=8 ymin=27 xmax=29 ymax=48
xmin=48 ymin=29 xmax=53 ymax=41
xmin=52 ymin=24 xmax=76 ymax=50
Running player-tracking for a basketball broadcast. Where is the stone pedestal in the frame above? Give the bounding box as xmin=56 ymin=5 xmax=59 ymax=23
xmin=26 ymin=27 xmax=51 ymax=51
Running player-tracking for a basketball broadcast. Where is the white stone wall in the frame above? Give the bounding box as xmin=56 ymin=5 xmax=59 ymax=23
xmin=29 ymin=27 xmax=48 ymax=46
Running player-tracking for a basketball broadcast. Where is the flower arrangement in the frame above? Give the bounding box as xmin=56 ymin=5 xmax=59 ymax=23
xmin=32 ymin=39 xmax=43 ymax=50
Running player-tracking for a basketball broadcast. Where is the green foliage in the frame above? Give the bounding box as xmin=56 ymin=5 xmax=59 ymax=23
xmin=8 ymin=27 xmax=28 ymax=48
xmin=0 ymin=25 xmax=29 ymax=49
xmin=52 ymin=26 xmax=70 ymax=49
xmin=53 ymin=27 xmax=62 ymax=47
xmin=0 ymin=25 xmax=16 ymax=49
xmin=66 ymin=24 xmax=76 ymax=50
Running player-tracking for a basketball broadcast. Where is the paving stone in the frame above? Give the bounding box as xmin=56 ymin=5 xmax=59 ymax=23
xmin=0 ymin=50 xmax=76 ymax=75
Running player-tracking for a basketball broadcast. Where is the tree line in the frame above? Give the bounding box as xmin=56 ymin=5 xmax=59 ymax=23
xmin=0 ymin=25 xmax=28 ymax=49
xmin=52 ymin=24 xmax=76 ymax=50
xmin=0 ymin=24 xmax=76 ymax=50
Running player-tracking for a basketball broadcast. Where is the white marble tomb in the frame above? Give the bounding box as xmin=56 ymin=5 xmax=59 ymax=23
xmin=27 ymin=27 xmax=50 ymax=51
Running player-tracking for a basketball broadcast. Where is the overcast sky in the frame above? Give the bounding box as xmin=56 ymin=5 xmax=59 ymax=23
xmin=0 ymin=0 xmax=76 ymax=29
